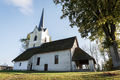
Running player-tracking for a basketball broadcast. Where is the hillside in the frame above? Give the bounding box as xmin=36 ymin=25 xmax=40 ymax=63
xmin=0 ymin=70 xmax=120 ymax=80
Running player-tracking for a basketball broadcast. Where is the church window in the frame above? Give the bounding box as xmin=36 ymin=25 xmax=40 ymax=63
xmin=19 ymin=63 xmax=21 ymax=66
xmin=55 ymin=55 xmax=59 ymax=64
xmin=34 ymin=36 xmax=37 ymax=41
xmin=36 ymin=57 xmax=40 ymax=65
xmin=45 ymin=38 xmax=46 ymax=42
xmin=33 ymin=44 xmax=35 ymax=47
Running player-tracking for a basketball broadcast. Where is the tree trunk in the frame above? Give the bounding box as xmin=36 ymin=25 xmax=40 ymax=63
xmin=109 ymin=41 xmax=120 ymax=68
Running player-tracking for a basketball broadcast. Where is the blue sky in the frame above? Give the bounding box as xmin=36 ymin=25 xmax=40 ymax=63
xmin=0 ymin=0 xmax=91 ymax=66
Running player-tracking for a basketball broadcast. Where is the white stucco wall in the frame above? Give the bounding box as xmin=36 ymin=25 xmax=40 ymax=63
xmin=13 ymin=38 xmax=85 ymax=71
xmin=28 ymin=28 xmax=50 ymax=48
xmin=41 ymin=29 xmax=50 ymax=43
xmin=70 ymin=39 xmax=78 ymax=71
xmin=13 ymin=61 xmax=28 ymax=70
xmin=29 ymin=50 xmax=71 ymax=71
xmin=71 ymin=39 xmax=78 ymax=56
xmin=89 ymin=60 xmax=95 ymax=71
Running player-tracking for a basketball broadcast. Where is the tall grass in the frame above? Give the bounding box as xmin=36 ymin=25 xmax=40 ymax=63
xmin=0 ymin=70 xmax=120 ymax=80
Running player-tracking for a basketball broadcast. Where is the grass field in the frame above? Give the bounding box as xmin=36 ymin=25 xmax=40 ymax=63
xmin=0 ymin=70 xmax=120 ymax=80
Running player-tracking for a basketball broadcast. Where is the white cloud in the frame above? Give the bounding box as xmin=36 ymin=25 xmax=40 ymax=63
xmin=5 ymin=0 xmax=33 ymax=15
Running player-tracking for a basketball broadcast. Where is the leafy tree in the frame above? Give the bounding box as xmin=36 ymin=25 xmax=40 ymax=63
xmin=102 ymin=58 xmax=113 ymax=71
xmin=20 ymin=34 xmax=30 ymax=51
xmin=54 ymin=0 xmax=120 ymax=68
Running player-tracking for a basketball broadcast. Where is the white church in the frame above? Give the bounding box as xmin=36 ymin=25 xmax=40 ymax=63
xmin=13 ymin=9 xmax=96 ymax=71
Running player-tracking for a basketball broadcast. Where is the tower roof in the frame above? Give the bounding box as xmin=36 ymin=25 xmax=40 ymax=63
xmin=38 ymin=9 xmax=44 ymax=31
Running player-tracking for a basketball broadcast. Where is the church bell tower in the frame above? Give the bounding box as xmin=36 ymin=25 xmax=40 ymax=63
xmin=28 ymin=9 xmax=51 ymax=48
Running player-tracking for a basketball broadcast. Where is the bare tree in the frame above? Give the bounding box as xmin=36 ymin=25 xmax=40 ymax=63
xmin=81 ymin=42 xmax=101 ymax=70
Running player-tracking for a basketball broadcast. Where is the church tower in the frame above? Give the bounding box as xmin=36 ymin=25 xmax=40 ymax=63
xmin=28 ymin=9 xmax=51 ymax=48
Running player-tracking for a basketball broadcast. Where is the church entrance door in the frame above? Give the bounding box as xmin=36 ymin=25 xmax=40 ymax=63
xmin=44 ymin=64 xmax=48 ymax=71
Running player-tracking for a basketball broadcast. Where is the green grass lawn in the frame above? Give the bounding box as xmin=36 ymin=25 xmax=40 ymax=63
xmin=0 ymin=70 xmax=120 ymax=80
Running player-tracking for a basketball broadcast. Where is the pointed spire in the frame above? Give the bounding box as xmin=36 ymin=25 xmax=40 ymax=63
xmin=38 ymin=8 xmax=44 ymax=31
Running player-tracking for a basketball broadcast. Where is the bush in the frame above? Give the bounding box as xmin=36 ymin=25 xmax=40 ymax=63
xmin=102 ymin=58 xmax=113 ymax=71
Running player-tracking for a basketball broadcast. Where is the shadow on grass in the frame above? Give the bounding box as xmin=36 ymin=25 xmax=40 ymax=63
xmin=98 ymin=72 xmax=119 ymax=77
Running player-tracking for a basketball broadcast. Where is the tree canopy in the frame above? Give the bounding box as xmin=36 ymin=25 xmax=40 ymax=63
xmin=20 ymin=34 xmax=30 ymax=51
xmin=54 ymin=0 xmax=120 ymax=68
xmin=54 ymin=0 xmax=120 ymax=47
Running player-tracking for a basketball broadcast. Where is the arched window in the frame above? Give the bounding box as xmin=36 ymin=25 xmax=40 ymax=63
xmin=19 ymin=63 xmax=22 ymax=66
xmin=45 ymin=38 xmax=46 ymax=42
xmin=55 ymin=55 xmax=59 ymax=64
xmin=36 ymin=57 xmax=40 ymax=65
xmin=34 ymin=35 xmax=37 ymax=41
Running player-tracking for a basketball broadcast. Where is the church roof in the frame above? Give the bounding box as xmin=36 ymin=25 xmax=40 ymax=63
xmin=13 ymin=36 xmax=76 ymax=61
xmin=72 ymin=48 xmax=96 ymax=63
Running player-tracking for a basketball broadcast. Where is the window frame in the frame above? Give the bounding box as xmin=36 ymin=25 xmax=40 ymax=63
xmin=45 ymin=38 xmax=47 ymax=42
xmin=55 ymin=55 xmax=59 ymax=64
xmin=19 ymin=63 xmax=21 ymax=66
xmin=36 ymin=57 xmax=40 ymax=65
xmin=34 ymin=35 xmax=37 ymax=41
xmin=33 ymin=44 xmax=35 ymax=47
